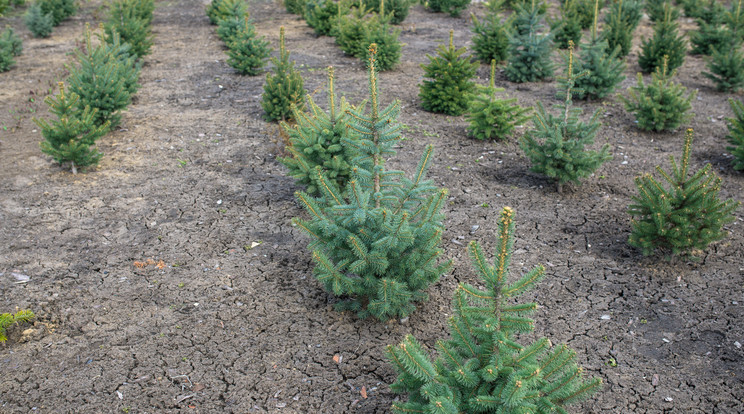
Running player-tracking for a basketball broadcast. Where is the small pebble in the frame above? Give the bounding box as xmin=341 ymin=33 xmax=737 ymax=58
xmin=600 ymin=315 xmax=611 ymax=320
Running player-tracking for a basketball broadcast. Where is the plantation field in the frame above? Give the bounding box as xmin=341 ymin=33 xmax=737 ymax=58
xmin=1 ymin=0 xmax=743 ymax=412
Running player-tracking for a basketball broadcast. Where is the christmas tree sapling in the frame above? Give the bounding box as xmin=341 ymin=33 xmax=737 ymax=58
xmin=621 ymin=57 xmax=695 ymax=132
xmin=427 ymin=0 xmax=470 ymax=18
xmin=726 ymin=0 xmax=744 ymax=41
xmin=550 ymin=0 xmax=583 ymax=49
xmin=520 ymin=41 xmax=611 ymax=193
xmin=335 ymin=4 xmax=402 ymax=71
xmin=703 ymin=45 xmax=744 ymax=92
xmin=471 ymin=9 xmax=511 ymax=64
xmin=387 ymin=206 xmax=602 ymax=414
xmin=37 ymin=82 xmax=110 ymax=174
xmin=0 ymin=25 xmax=21 ymax=72
xmin=725 ymin=98 xmax=744 ymax=170
xmin=572 ymin=0 xmax=625 ymax=100
xmin=261 ymin=26 xmax=306 ymax=121
xmin=364 ymin=0 xmax=412 ymax=24
xmin=466 ymin=60 xmax=531 ymax=140
xmin=360 ymin=12 xmax=402 ymax=71
xmin=206 ymin=0 xmax=247 ymax=25
xmin=66 ymin=26 xmax=141 ymax=129
xmin=335 ymin=4 xmax=371 ymax=58
xmin=638 ymin=4 xmax=686 ymax=73
xmin=628 ymin=128 xmax=740 ymax=256
xmin=279 ymin=66 xmax=358 ymax=195
xmin=505 ymin=0 xmax=554 ymax=83
xmin=285 ymin=0 xmax=304 ymax=15
xmin=645 ymin=0 xmax=679 ymax=22
xmin=38 ymin=0 xmax=76 ymax=26
xmin=575 ymin=0 xmax=603 ymax=29
xmin=0 ymin=26 xmax=21 ymax=56
xmin=689 ymin=8 xmax=734 ymax=56
xmin=216 ymin=14 xmax=249 ymax=43
xmin=24 ymin=3 xmax=54 ymax=38
xmin=225 ymin=16 xmax=271 ymax=75
xmin=419 ymin=30 xmax=478 ymax=116
xmin=294 ymin=45 xmax=451 ymax=321
xmin=105 ymin=0 xmax=154 ymax=58
xmin=602 ymin=0 xmax=640 ymax=58
xmin=305 ymin=0 xmax=347 ymax=36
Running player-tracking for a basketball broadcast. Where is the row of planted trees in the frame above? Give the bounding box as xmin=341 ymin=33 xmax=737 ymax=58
xmin=284 ymin=47 xmax=604 ymax=411
xmin=37 ymin=0 xmax=154 ymax=173
xmin=264 ymin=4 xmax=740 ymax=410
xmin=2 ymin=0 xmax=81 ymax=72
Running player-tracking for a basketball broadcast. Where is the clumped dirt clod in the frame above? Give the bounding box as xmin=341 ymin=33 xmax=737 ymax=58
xmin=0 ymin=1 xmax=742 ymax=413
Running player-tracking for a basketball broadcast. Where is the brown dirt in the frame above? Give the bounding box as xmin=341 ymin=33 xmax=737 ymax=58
xmin=1 ymin=0 xmax=743 ymax=413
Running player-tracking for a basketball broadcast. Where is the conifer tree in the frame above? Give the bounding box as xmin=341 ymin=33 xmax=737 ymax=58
xmin=575 ymin=0 xmax=602 ymax=29
xmin=608 ymin=0 xmax=642 ymax=28
xmin=602 ymin=0 xmax=640 ymax=57
xmin=24 ymin=3 xmax=54 ymax=38
xmin=645 ymin=0 xmax=679 ymax=22
xmin=419 ymin=30 xmax=478 ymax=116
xmin=206 ymin=0 xmax=247 ymax=25
xmin=427 ymin=0 xmax=470 ymax=17
xmin=305 ymin=0 xmax=347 ymax=36
xmin=124 ymin=0 xmax=155 ymax=24
xmin=471 ymin=10 xmax=510 ymax=64
xmin=225 ymin=16 xmax=271 ymax=75
xmin=387 ymin=206 xmax=602 ymax=414
xmin=695 ymin=0 xmax=725 ymax=24
xmin=0 ymin=26 xmax=21 ymax=72
xmin=505 ymin=0 xmax=554 ymax=83
xmin=279 ymin=66 xmax=358 ymax=195
xmin=638 ymin=5 xmax=686 ymax=73
xmin=621 ymin=57 xmax=695 ymax=132
xmin=0 ymin=39 xmax=14 ymax=72
xmin=726 ymin=0 xmax=744 ymax=41
xmin=38 ymin=0 xmax=75 ymax=26
xmin=0 ymin=310 xmax=34 ymax=343
xmin=679 ymin=0 xmax=701 ymax=18
xmin=467 ymin=60 xmax=531 ymax=140
xmin=37 ymin=82 xmax=110 ymax=174
xmin=216 ymin=14 xmax=248 ymax=43
xmin=628 ymin=129 xmax=740 ymax=256
xmin=360 ymin=13 xmax=402 ymax=71
xmin=285 ymin=0 xmax=304 ymax=15
xmin=521 ymin=42 xmax=610 ymax=193
xmin=703 ymin=46 xmax=744 ymax=92
xmin=725 ymin=98 xmax=744 ymax=170
xmin=572 ymin=0 xmax=625 ymax=100
xmin=105 ymin=0 xmax=154 ymax=58
xmin=261 ymin=26 xmax=306 ymax=121
xmin=550 ymin=0 xmax=582 ymax=49
xmin=689 ymin=11 xmax=734 ymax=56
xmin=66 ymin=26 xmax=141 ymax=129
xmin=294 ymin=45 xmax=451 ymax=321
xmin=364 ymin=0 xmax=411 ymax=24
xmin=335 ymin=5 xmax=370 ymax=58
xmin=1 ymin=26 xmax=22 ymax=57
xmin=335 ymin=5 xmax=401 ymax=70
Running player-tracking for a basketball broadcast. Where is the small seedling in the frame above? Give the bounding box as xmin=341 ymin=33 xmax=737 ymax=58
xmin=0 ymin=310 xmax=35 ymax=342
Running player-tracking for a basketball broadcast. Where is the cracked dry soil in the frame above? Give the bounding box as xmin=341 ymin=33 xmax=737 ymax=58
xmin=1 ymin=0 xmax=743 ymax=412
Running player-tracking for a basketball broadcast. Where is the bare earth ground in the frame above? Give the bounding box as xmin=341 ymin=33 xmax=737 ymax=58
xmin=1 ymin=0 xmax=743 ymax=412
